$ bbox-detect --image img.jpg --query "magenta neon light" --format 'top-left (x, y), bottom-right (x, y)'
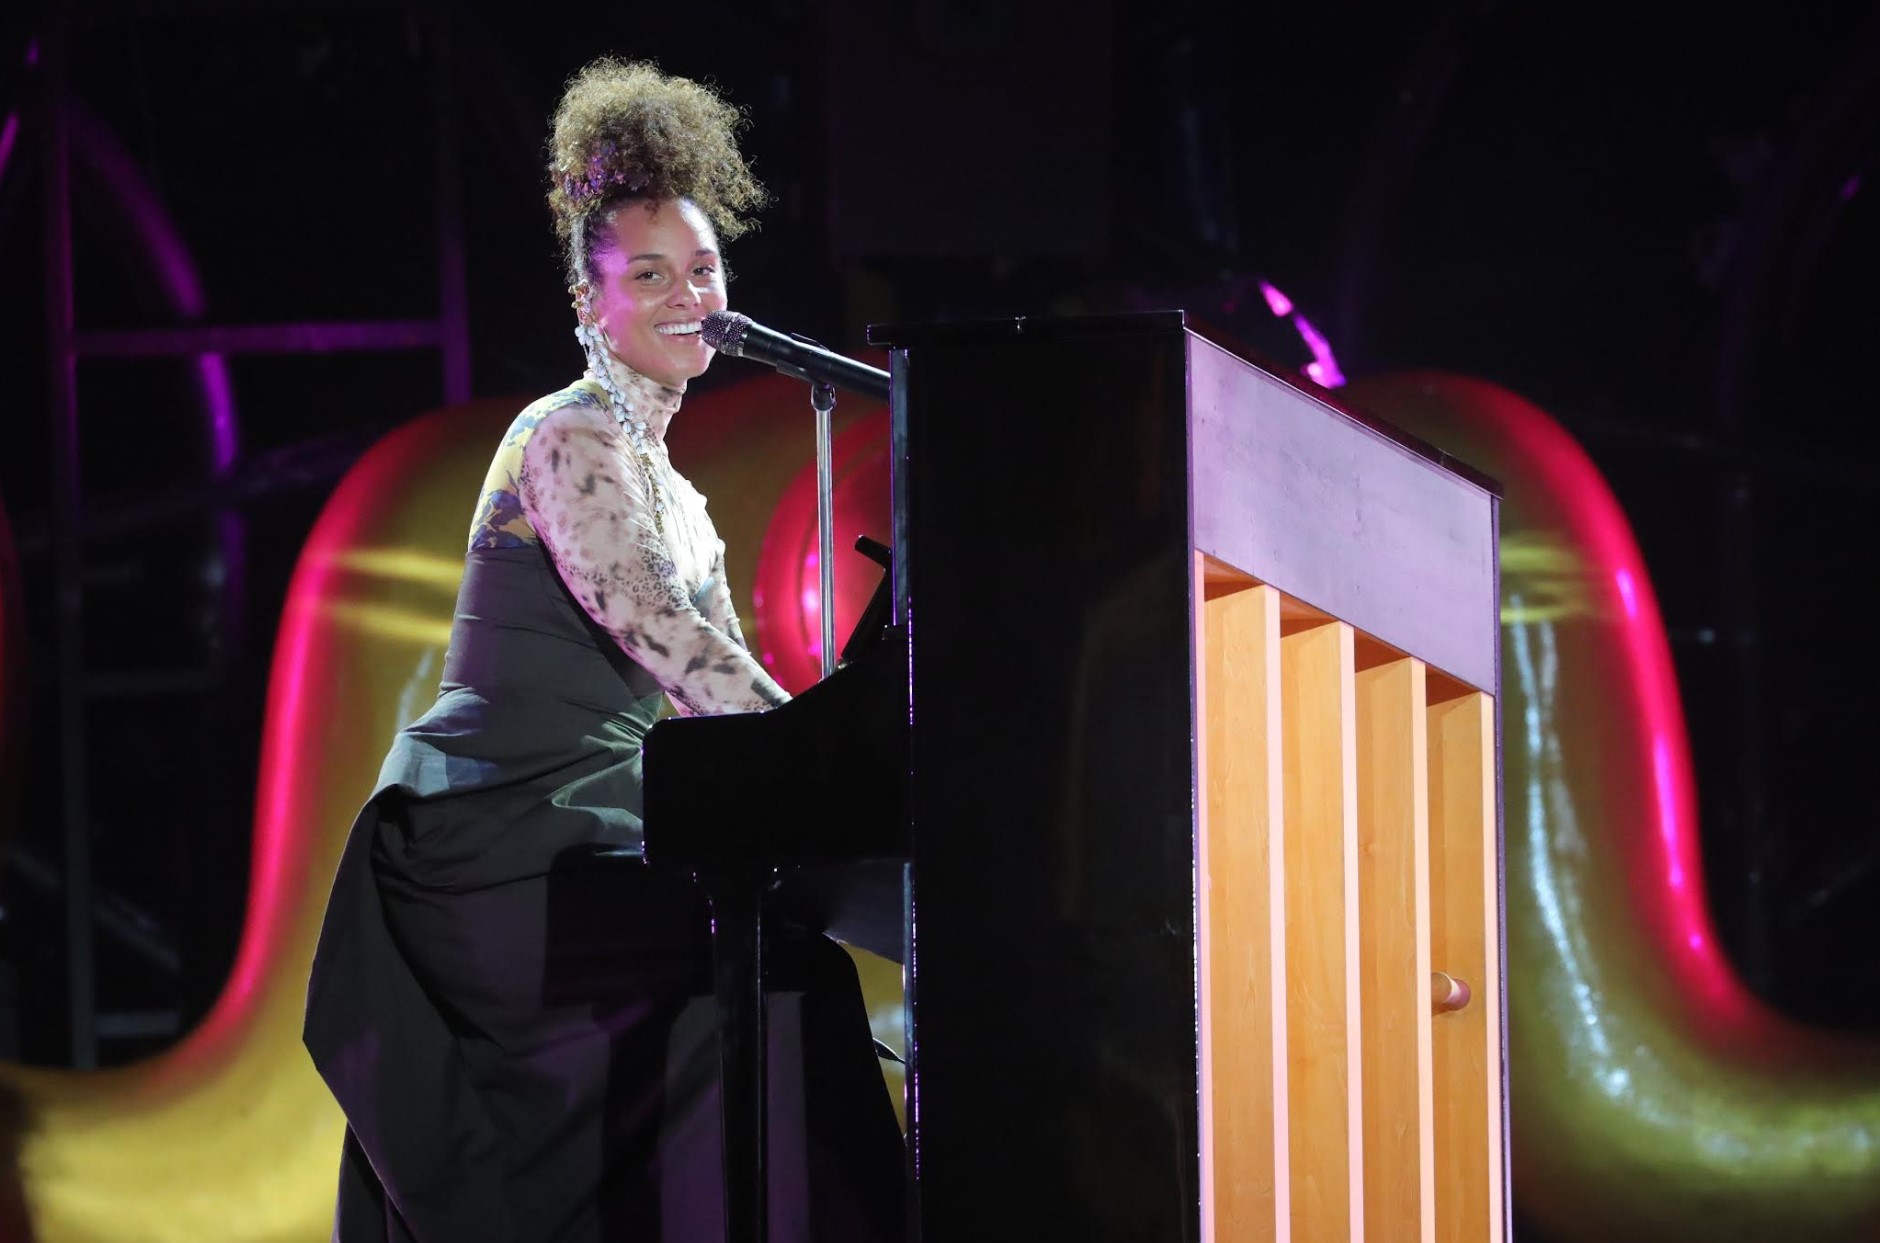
top-left (1254, 279), bottom-right (1346, 390)
top-left (0, 112), bottom-right (18, 185)
top-left (1294, 313), bottom-right (1346, 389)
top-left (68, 105), bottom-right (240, 472)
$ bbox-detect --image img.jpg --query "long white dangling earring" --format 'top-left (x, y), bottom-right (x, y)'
top-left (574, 321), bottom-right (614, 406)
top-left (575, 317), bottom-right (639, 436)
top-left (571, 287), bottom-right (618, 414)
top-left (573, 308), bottom-right (667, 534)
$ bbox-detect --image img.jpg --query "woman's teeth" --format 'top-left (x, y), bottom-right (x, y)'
top-left (656, 322), bottom-right (701, 336)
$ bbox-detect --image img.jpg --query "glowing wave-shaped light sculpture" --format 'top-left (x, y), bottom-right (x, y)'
top-left (1351, 372), bottom-right (1880, 1243)
top-left (0, 371), bottom-right (864, 1241)
top-left (4, 365), bottom-right (1876, 1242)
top-left (0, 402), bottom-right (496, 1242)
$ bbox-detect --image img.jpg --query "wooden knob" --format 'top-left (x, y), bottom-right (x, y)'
top-left (1432, 971), bottom-right (1472, 1013)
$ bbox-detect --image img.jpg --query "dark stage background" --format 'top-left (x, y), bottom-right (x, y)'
top-left (0, 0), bottom-right (1875, 1234)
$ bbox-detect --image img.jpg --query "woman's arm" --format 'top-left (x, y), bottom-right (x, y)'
top-left (701, 542), bottom-right (751, 652)
top-left (518, 402), bottom-right (787, 715)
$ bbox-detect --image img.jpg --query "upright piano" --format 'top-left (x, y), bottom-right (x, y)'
top-left (645, 311), bottom-right (1506, 1243)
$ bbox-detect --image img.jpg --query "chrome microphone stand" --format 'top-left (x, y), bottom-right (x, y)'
top-left (811, 380), bottom-right (838, 680)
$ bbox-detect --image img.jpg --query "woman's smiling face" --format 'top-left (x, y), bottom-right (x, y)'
top-left (583, 197), bottom-right (726, 388)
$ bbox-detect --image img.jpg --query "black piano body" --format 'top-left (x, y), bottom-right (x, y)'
top-left (642, 310), bottom-right (1502, 1241)
top-left (644, 310), bottom-right (1207, 1243)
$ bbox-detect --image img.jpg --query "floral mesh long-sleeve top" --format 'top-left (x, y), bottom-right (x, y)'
top-left (466, 354), bottom-right (789, 717)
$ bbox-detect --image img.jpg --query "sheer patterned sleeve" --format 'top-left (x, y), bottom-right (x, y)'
top-left (701, 542), bottom-right (751, 652)
top-left (518, 402), bottom-right (788, 715)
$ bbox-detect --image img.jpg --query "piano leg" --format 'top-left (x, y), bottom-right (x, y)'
top-left (706, 869), bottom-right (768, 1243)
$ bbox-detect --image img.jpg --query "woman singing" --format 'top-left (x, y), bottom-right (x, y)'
top-left (304, 58), bottom-right (905, 1242)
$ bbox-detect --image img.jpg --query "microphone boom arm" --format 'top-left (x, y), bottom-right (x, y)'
top-left (701, 311), bottom-right (890, 402)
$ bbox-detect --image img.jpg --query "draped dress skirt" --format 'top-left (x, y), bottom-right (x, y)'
top-left (303, 544), bottom-right (906, 1242)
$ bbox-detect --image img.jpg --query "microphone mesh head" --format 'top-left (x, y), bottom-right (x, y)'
top-left (700, 310), bottom-right (752, 355)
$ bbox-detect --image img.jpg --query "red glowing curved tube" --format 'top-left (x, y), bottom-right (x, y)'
top-left (750, 411), bottom-right (892, 693)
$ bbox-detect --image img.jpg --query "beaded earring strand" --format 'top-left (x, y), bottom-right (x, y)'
top-left (574, 316), bottom-right (670, 538)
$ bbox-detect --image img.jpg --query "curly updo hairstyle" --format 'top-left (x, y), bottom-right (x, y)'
top-left (547, 58), bottom-right (768, 292)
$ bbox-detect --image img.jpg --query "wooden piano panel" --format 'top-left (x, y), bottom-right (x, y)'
top-left (1357, 657), bottom-right (1437, 1243)
top-left (1197, 559), bottom-right (1497, 1243)
top-left (1428, 690), bottom-right (1504, 1243)
top-left (1279, 617), bottom-right (1363, 1243)
top-left (1197, 560), bottom-right (1289, 1243)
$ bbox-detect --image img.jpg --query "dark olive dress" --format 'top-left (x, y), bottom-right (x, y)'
top-left (303, 393), bottom-right (905, 1242)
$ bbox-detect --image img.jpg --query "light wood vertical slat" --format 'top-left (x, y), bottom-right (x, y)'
top-left (1356, 657), bottom-right (1435, 1243)
top-left (1196, 559), bottom-right (1289, 1243)
top-left (1280, 620), bottom-right (1362, 1243)
top-left (1427, 691), bottom-right (1503, 1243)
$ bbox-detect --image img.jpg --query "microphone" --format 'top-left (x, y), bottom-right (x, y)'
top-left (701, 311), bottom-right (890, 402)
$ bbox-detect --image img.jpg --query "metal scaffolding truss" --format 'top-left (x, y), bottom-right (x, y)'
top-left (29, 0), bottom-right (470, 1067)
